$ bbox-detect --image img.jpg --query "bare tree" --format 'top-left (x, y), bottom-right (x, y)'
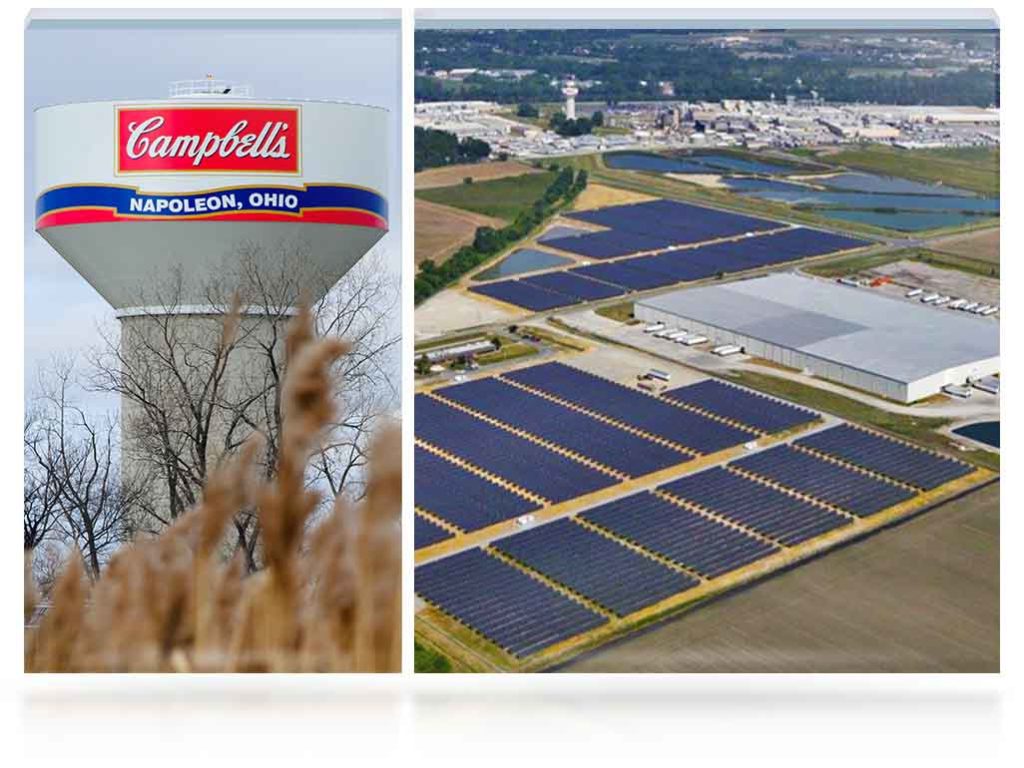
top-left (24, 412), bottom-right (60, 551)
top-left (26, 357), bottom-right (144, 578)
top-left (87, 241), bottom-right (399, 572)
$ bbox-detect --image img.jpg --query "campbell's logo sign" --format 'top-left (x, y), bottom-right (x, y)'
top-left (116, 106), bottom-right (300, 174)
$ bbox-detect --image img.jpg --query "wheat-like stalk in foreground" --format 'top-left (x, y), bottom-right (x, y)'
top-left (25, 307), bottom-right (401, 673)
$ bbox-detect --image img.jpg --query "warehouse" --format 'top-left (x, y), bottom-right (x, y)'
top-left (634, 273), bottom-right (1000, 403)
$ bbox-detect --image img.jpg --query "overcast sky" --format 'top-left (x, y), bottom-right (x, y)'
top-left (24, 18), bottom-right (402, 409)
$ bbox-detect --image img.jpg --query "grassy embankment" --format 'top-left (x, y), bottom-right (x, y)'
top-left (806, 247), bottom-right (1000, 280)
top-left (414, 641), bottom-right (453, 673)
top-left (821, 145), bottom-right (999, 196)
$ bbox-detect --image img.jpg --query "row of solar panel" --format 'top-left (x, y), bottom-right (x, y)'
top-left (416, 394), bottom-right (617, 504)
top-left (733, 444), bottom-right (916, 517)
top-left (662, 378), bottom-right (818, 434)
top-left (415, 513), bottom-right (453, 550)
top-left (432, 376), bottom-right (691, 477)
top-left (470, 225), bottom-right (869, 310)
top-left (546, 199), bottom-right (781, 258)
top-left (494, 518), bottom-right (699, 617)
top-left (795, 424), bottom-right (973, 490)
top-left (414, 446), bottom-right (539, 533)
top-left (469, 271), bottom-right (627, 312)
top-left (416, 548), bottom-right (608, 658)
top-left (503, 362), bottom-right (757, 454)
top-left (659, 466), bottom-right (850, 546)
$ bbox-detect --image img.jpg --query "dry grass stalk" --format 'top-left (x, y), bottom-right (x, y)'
top-left (25, 307), bottom-right (401, 673)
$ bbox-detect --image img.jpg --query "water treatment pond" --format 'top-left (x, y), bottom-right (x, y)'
top-left (605, 151), bottom-right (795, 176)
top-left (474, 248), bottom-right (573, 281)
top-left (603, 151), bottom-right (999, 232)
top-left (721, 176), bottom-right (998, 232)
top-left (953, 421), bottom-right (1000, 449)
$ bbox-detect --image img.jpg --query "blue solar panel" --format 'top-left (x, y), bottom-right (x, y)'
top-left (662, 379), bottom-right (818, 434)
top-left (415, 513), bottom-right (454, 549)
top-left (502, 362), bottom-right (757, 454)
top-left (569, 261), bottom-right (677, 290)
top-left (435, 376), bottom-right (690, 477)
top-left (415, 447), bottom-right (539, 531)
top-left (795, 424), bottom-right (973, 490)
top-left (416, 548), bottom-right (608, 657)
top-left (416, 394), bottom-right (617, 503)
top-left (521, 271), bottom-right (626, 301)
top-left (467, 279), bottom-right (576, 311)
top-left (492, 518), bottom-right (698, 616)
top-left (545, 229), bottom-right (678, 259)
top-left (566, 199), bottom-right (780, 247)
top-left (733, 444), bottom-right (916, 517)
top-left (581, 491), bottom-right (778, 578)
top-left (660, 467), bottom-right (851, 546)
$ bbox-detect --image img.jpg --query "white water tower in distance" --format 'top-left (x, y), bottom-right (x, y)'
top-left (562, 78), bottom-right (579, 121)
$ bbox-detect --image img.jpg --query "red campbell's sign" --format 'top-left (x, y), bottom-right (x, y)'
top-left (116, 106), bottom-right (300, 174)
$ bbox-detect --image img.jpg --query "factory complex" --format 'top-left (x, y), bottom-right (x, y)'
top-left (635, 273), bottom-right (999, 403)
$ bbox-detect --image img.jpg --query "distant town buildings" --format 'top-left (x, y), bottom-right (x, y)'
top-left (414, 96), bottom-right (999, 160)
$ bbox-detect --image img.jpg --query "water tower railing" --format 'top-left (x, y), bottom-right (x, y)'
top-left (169, 80), bottom-right (254, 98)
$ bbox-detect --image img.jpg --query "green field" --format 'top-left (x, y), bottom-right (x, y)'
top-left (414, 641), bottom-right (453, 673)
top-left (724, 370), bottom-right (999, 472)
top-left (416, 170), bottom-right (557, 222)
top-left (476, 341), bottom-right (538, 365)
top-left (820, 145), bottom-right (999, 196)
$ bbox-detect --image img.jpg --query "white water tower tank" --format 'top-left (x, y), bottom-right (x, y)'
top-left (35, 79), bottom-right (389, 311)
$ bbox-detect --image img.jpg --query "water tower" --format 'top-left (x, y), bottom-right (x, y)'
top-left (561, 78), bottom-right (578, 121)
top-left (34, 79), bottom-right (390, 514)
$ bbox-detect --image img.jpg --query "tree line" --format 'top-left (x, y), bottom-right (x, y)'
top-left (415, 29), bottom-right (998, 107)
top-left (415, 126), bottom-right (492, 172)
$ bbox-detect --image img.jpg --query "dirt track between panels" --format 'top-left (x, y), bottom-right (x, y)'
top-left (562, 482), bottom-right (999, 673)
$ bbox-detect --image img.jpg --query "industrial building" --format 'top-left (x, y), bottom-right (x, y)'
top-left (634, 273), bottom-right (999, 403)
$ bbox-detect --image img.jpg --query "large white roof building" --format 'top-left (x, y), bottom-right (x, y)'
top-left (635, 273), bottom-right (999, 403)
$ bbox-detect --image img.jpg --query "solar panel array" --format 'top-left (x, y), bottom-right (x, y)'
top-left (415, 513), bottom-right (453, 550)
top-left (434, 377), bottom-right (689, 477)
top-left (795, 424), bottom-right (973, 490)
top-left (570, 261), bottom-right (676, 291)
top-left (493, 519), bottom-right (699, 616)
top-left (733, 444), bottom-right (916, 517)
top-left (415, 447), bottom-right (539, 532)
top-left (468, 279), bottom-right (580, 312)
top-left (468, 199), bottom-right (870, 311)
top-left (547, 199), bottom-right (781, 259)
top-left (416, 394), bottom-right (616, 504)
top-left (416, 548), bottom-right (608, 657)
top-left (520, 271), bottom-right (625, 301)
top-left (581, 492), bottom-right (779, 578)
top-left (503, 362), bottom-right (757, 454)
top-left (415, 362), bottom-right (977, 660)
top-left (659, 467), bottom-right (851, 546)
top-left (663, 379), bottom-right (819, 433)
